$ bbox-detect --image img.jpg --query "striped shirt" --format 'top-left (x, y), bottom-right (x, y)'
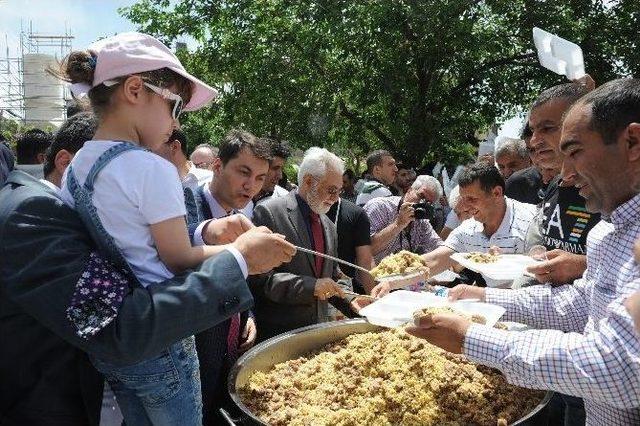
top-left (364, 195), bottom-right (443, 263)
top-left (463, 193), bottom-right (640, 425)
top-left (444, 197), bottom-right (536, 287)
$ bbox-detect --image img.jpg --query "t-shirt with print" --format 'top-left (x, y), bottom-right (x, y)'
top-left (60, 140), bottom-right (186, 287)
top-left (356, 179), bottom-right (392, 206)
top-left (540, 177), bottom-right (601, 255)
top-left (445, 197), bottom-right (537, 287)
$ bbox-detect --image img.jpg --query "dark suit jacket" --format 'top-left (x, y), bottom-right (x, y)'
top-left (0, 171), bottom-right (253, 425)
top-left (191, 184), bottom-right (251, 425)
top-left (250, 192), bottom-right (353, 341)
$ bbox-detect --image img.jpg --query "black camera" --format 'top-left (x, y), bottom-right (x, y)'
top-left (413, 201), bottom-right (434, 220)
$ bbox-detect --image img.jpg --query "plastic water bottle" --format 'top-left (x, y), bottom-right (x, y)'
top-left (431, 285), bottom-right (449, 298)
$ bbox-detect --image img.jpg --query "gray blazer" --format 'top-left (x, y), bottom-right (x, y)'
top-left (251, 192), bottom-right (347, 340)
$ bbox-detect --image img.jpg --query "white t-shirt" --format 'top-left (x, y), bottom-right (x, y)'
top-left (445, 197), bottom-right (536, 287)
top-left (60, 141), bottom-right (187, 287)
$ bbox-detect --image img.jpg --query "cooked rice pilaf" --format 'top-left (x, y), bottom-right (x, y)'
top-left (240, 328), bottom-right (544, 426)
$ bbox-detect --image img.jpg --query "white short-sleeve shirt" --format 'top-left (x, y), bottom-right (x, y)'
top-left (60, 141), bottom-right (187, 287)
top-left (445, 197), bottom-right (537, 287)
top-left (444, 209), bottom-right (460, 230)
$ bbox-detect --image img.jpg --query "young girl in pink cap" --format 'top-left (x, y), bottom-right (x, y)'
top-left (53, 32), bottom-right (245, 425)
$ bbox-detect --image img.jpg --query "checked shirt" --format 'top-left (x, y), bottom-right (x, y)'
top-left (463, 193), bottom-right (640, 425)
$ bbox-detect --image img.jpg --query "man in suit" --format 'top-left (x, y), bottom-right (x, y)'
top-left (0, 170), bottom-right (295, 425)
top-left (251, 147), bottom-right (361, 341)
top-left (189, 129), bottom-right (271, 425)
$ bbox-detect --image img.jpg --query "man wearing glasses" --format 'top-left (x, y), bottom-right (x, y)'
top-left (250, 147), bottom-right (361, 341)
top-left (190, 143), bottom-right (218, 171)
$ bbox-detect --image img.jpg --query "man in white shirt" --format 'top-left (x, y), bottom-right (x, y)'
top-left (372, 162), bottom-right (536, 295)
top-left (355, 150), bottom-right (398, 206)
top-left (156, 129), bottom-right (213, 191)
top-left (242, 138), bottom-right (291, 219)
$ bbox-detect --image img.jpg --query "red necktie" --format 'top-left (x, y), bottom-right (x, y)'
top-left (226, 314), bottom-right (240, 361)
top-left (310, 212), bottom-right (325, 276)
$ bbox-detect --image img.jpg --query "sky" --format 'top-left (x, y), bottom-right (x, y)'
top-left (0, 0), bottom-right (140, 57)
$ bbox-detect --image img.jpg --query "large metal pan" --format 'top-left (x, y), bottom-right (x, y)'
top-left (227, 319), bottom-right (552, 425)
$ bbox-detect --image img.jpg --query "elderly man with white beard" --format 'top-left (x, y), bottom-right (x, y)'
top-left (249, 147), bottom-right (363, 341)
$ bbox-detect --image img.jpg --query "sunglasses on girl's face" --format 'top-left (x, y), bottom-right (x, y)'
top-left (143, 82), bottom-right (184, 120)
top-left (102, 79), bottom-right (184, 120)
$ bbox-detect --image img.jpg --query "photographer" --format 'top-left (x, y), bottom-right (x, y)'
top-left (364, 175), bottom-right (444, 263)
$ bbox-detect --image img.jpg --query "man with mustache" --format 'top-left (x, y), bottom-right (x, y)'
top-left (408, 78), bottom-right (640, 425)
top-left (250, 147), bottom-right (362, 341)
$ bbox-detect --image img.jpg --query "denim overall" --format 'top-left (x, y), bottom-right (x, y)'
top-left (66, 141), bottom-right (202, 426)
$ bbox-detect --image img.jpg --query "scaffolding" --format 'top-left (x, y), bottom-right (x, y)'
top-left (0, 22), bottom-right (74, 128)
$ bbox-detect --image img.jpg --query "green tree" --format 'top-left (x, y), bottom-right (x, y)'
top-left (121, 0), bottom-right (636, 167)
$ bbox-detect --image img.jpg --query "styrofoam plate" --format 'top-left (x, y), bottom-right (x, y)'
top-left (451, 253), bottom-right (539, 281)
top-left (359, 290), bottom-right (505, 328)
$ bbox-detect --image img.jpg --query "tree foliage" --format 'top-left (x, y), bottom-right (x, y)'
top-left (121, 0), bottom-right (638, 167)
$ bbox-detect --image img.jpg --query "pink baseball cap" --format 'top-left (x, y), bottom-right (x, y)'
top-left (70, 32), bottom-right (217, 111)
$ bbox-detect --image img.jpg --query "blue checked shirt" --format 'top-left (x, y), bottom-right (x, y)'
top-left (463, 193), bottom-right (640, 426)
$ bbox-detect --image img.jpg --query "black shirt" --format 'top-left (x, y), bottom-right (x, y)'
top-left (505, 166), bottom-right (546, 205)
top-left (540, 177), bottom-right (600, 254)
top-left (327, 199), bottom-right (371, 290)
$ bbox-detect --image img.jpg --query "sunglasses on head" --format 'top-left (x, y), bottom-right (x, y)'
top-left (103, 79), bottom-right (185, 120)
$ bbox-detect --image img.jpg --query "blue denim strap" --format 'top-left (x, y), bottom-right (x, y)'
top-left (66, 141), bottom-right (148, 338)
top-left (66, 141), bottom-right (145, 282)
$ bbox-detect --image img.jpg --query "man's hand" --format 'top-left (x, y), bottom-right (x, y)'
top-left (350, 296), bottom-right (374, 313)
top-left (202, 215), bottom-right (254, 245)
top-left (447, 284), bottom-right (486, 302)
top-left (314, 278), bottom-right (345, 300)
top-left (238, 317), bottom-right (257, 353)
top-left (574, 74), bottom-right (596, 91)
top-left (370, 281), bottom-right (392, 298)
top-left (232, 226), bottom-right (296, 275)
top-left (394, 202), bottom-right (415, 229)
top-left (525, 249), bottom-right (586, 285)
top-left (405, 313), bottom-right (471, 354)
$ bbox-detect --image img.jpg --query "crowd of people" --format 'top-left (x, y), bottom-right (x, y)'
top-left (0, 30), bottom-right (639, 426)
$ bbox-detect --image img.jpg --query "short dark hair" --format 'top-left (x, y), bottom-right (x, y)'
top-left (520, 121), bottom-right (532, 140)
top-left (16, 128), bottom-right (53, 164)
top-left (169, 128), bottom-right (188, 156)
top-left (458, 162), bottom-right (505, 193)
top-left (44, 112), bottom-right (97, 177)
top-left (218, 129), bottom-right (272, 165)
top-left (531, 82), bottom-right (589, 111)
top-left (574, 78), bottom-right (640, 145)
top-left (262, 137), bottom-right (291, 160)
top-left (366, 149), bottom-right (392, 173)
top-left (343, 168), bottom-right (356, 181)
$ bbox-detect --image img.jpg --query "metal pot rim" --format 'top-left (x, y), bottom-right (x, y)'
top-left (228, 319), bottom-right (552, 425)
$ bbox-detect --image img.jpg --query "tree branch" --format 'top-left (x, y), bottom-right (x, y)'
top-left (448, 52), bottom-right (537, 98)
top-left (338, 100), bottom-right (396, 152)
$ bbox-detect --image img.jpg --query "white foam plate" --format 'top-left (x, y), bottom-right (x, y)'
top-left (451, 253), bottom-right (539, 281)
top-left (428, 269), bottom-right (459, 283)
top-left (359, 290), bottom-right (505, 328)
